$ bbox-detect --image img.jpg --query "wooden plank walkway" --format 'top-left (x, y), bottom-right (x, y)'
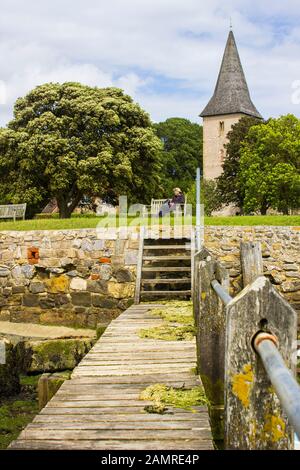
top-left (10, 304), bottom-right (213, 450)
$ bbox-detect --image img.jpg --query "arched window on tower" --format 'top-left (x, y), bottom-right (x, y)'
top-left (219, 121), bottom-right (225, 134)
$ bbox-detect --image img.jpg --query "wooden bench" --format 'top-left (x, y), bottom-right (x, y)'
top-left (149, 197), bottom-right (188, 216)
top-left (0, 204), bottom-right (26, 221)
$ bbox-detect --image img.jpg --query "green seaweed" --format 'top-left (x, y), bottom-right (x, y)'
top-left (139, 300), bottom-right (195, 341)
top-left (140, 384), bottom-right (208, 413)
top-left (139, 324), bottom-right (196, 341)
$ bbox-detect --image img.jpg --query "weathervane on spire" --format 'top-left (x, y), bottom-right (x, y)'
top-left (230, 17), bottom-right (233, 30)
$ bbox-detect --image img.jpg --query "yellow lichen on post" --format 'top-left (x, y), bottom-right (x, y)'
top-left (231, 364), bottom-right (254, 408)
top-left (263, 414), bottom-right (286, 443)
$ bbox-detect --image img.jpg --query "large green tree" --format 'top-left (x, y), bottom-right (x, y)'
top-left (0, 83), bottom-right (162, 218)
top-left (154, 118), bottom-right (202, 196)
top-left (239, 114), bottom-right (300, 214)
top-left (217, 116), bottom-right (262, 211)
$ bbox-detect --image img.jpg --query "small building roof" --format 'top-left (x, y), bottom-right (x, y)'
top-left (200, 31), bottom-right (262, 119)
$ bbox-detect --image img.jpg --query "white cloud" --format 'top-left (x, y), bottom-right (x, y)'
top-left (0, 0), bottom-right (300, 125)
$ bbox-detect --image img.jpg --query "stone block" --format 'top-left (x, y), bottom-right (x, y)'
top-left (93, 239), bottom-right (105, 250)
top-left (45, 275), bottom-right (69, 293)
top-left (71, 292), bottom-right (91, 306)
top-left (107, 282), bottom-right (135, 299)
top-left (0, 310), bottom-right (11, 321)
top-left (285, 272), bottom-right (300, 279)
top-left (46, 267), bottom-right (64, 275)
top-left (66, 270), bottom-right (78, 277)
top-left (91, 294), bottom-right (118, 308)
top-left (283, 264), bottom-right (298, 271)
top-left (39, 296), bottom-right (56, 309)
top-left (39, 311), bottom-right (76, 326)
top-left (110, 255), bottom-right (124, 267)
top-left (281, 281), bottom-right (300, 293)
top-left (23, 294), bottom-right (40, 307)
top-left (0, 266), bottom-right (10, 277)
top-left (99, 264), bottom-right (112, 280)
top-left (87, 280), bottom-right (107, 294)
top-left (57, 294), bottom-right (70, 305)
top-left (114, 268), bottom-right (133, 283)
top-left (70, 277), bottom-right (87, 291)
top-left (3, 287), bottom-right (12, 297)
top-left (29, 282), bottom-right (46, 294)
top-left (124, 250), bottom-right (138, 265)
top-left (81, 240), bottom-right (93, 252)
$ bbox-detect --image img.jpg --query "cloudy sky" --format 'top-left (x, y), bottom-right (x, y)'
top-left (0, 0), bottom-right (300, 126)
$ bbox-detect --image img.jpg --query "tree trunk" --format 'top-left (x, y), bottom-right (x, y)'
top-left (57, 193), bottom-right (82, 219)
top-left (58, 205), bottom-right (73, 219)
top-left (282, 206), bottom-right (289, 215)
top-left (260, 199), bottom-right (268, 215)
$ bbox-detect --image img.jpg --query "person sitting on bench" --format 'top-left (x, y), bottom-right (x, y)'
top-left (159, 188), bottom-right (185, 216)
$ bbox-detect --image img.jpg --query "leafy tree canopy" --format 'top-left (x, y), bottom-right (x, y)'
top-left (154, 118), bottom-right (202, 197)
top-left (0, 83), bottom-right (162, 217)
top-left (217, 115), bottom-right (262, 210)
top-left (239, 114), bottom-right (300, 214)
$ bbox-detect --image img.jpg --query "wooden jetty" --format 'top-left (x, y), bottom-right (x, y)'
top-left (10, 304), bottom-right (213, 450)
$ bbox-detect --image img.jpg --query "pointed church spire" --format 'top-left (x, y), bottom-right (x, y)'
top-left (200, 31), bottom-right (262, 118)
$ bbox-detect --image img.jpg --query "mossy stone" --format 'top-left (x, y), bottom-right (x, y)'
top-left (20, 338), bottom-right (94, 373)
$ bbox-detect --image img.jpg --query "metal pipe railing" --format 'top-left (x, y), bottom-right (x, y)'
top-left (254, 333), bottom-right (300, 440)
top-left (211, 279), bottom-right (232, 306)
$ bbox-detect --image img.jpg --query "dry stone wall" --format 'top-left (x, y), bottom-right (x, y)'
top-left (0, 226), bottom-right (299, 328)
top-left (204, 226), bottom-right (300, 322)
top-left (0, 229), bottom-right (138, 327)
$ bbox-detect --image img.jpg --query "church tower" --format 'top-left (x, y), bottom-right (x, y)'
top-left (200, 30), bottom-right (262, 180)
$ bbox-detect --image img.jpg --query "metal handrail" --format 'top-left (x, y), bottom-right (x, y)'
top-left (254, 334), bottom-right (300, 439)
top-left (210, 278), bottom-right (300, 440)
top-left (211, 279), bottom-right (232, 305)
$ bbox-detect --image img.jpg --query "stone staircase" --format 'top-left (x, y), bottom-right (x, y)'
top-left (136, 238), bottom-right (192, 302)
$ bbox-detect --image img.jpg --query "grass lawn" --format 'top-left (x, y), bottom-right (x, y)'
top-left (0, 214), bottom-right (299, 231)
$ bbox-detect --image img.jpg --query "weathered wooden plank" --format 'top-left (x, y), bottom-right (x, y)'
top-left (240, 241), bottom-right (263, 286)
top-left (39, 407), bottom-right (205, 415)
top-left (142, 267), bottom-right (191, 272)
top-left (19, 429), bottom-right (211, 440)
top-left (33, 413), bottom-right (206, 423)
top-left (142, 279), bottom-right (191, 284)
top-left (35, 411), bottom-right (207, 420)
top-left (9, 439), bottom-right (213, 450)
top-left (26, 421), bottom-right (210, 430)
